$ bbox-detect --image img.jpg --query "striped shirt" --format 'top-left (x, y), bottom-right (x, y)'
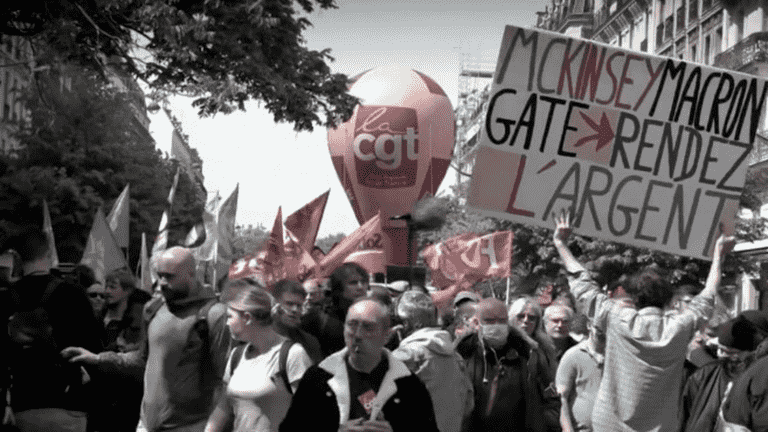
top-left (568, 271), bottom-right (714, 432)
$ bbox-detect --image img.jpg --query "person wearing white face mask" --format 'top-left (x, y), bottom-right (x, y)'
top-left (454, 298), bottom-right (548, 432)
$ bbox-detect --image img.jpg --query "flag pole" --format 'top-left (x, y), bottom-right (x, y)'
top-left (506, 276), bottom-right (511, 306)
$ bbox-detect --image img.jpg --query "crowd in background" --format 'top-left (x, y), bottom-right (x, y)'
top-left (2, 216), bottom-right (768, 432)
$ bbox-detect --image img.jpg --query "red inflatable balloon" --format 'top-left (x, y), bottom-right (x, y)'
top-left (328, 66), bottom-right (454, 265)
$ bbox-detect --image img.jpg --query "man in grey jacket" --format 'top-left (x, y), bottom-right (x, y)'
top-left (392, 291), bottom-right (473, 432)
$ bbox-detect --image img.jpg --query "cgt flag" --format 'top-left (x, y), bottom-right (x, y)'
top-left (284, 228), bottom-right (318, 281)
top-left (315, 212), bottom-right (382, 278)
top-left (421, 231), bottom-right (513, 289)
top-left (285, 190), bottom-right (330, 251)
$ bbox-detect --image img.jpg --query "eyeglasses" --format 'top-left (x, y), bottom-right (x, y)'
top-left (344, 319), bottom-right (380, 336)
top-left (88, 293), bottom-right (105, 299)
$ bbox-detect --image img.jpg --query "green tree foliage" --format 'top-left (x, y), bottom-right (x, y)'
top-left (0, 67), bottom-right (204, 267)
top-left (3, 0), bottom-right (357, 131)
top-left (232, 223), bottom-right (271, 258)
top-left (315, 232), bottom-right (345, 254)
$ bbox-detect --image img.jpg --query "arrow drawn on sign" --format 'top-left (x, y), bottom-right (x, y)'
top-left (575, 112), bottom-right (614, 152)
top-left (537, 159), bottom-right (557, 174)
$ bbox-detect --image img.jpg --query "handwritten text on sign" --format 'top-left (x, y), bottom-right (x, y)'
top-left (467, 26), bottom-right (766, 259)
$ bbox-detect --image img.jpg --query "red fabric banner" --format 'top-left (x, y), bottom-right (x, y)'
top-left (228, 207), bottom-right (286, 289)
top-left (284, 228), bottom-right (318, 281)
top-left (315, 212), bottom-right (382, 278)
top-left (421, 231), bottom-right (513, 289)
top-left (285, 190), bottom-right (329, 251)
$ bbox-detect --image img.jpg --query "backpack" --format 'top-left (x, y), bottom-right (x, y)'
top-left (7, 278), bottom-right (83, 394)
top-left (8, 279), bottom-right (62, 350)
top-left (144, 296), bottom-right (219, 387)
top-left (229, 340), bottom-right (296, 394)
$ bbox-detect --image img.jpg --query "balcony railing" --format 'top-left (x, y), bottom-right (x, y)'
top-left (714, 31), bottom-right (768, 72)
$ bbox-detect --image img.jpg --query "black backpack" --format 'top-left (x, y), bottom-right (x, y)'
top-left (8, 279), bottom-right (62, 350)
top-left (7, 278), bottom-right (83, 394)
top-left (229, 340), bottom-right (296, 394)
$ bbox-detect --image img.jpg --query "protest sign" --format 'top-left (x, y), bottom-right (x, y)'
top-left (467, 25), bottom-right (765, 259)
top-left (421, 231), bottom-right (513, 289)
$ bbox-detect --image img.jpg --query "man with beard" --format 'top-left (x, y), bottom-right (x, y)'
top-left (455, 297), bottom-right (547, 432)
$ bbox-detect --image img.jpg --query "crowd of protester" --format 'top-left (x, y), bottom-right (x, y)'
top-left (3, 215), bottom-right (768, 432)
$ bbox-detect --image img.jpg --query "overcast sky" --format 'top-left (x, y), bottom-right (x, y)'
top-left (148, 0), bottom-right (551, 238)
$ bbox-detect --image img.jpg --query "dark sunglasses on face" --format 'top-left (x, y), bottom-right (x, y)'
top-left (88, 292), bottom-right (105, 299)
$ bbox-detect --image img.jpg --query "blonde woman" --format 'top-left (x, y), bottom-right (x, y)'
top-left (205, 279), bottom-right (312, 432)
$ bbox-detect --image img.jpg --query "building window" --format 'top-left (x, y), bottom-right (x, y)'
top-left (690, 44), bottom-right (697, 62)
top-left (657, 23), bottom-right (665, 48)
top-left (689, 0), bottom-right (698, 23)
top-left (703, 0), bottom-right (712, 12)
top-left (704, 35), bottom-right (711, 64)
top-left (666, 16), bottom-right (674, 40)
top-left (677, 6), bottom-right (686, 34)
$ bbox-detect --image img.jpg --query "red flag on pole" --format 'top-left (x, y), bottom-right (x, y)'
top-left (285, 190), bottom-right (329, 251)
top-left (421, 231), bottom-right (513, 289)
top-left (228, 207), bottom-right (285, 290)
top-left (315, 212), bottom-right (382, 278)
top-left (284, 228), bottom-right (318, 281)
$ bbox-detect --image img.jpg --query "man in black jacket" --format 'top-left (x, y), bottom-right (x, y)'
top-left (455, 297), bottom-right (548, 432)
top-left (7, 228), bottom-right (103, 432)
top-left (280, 298), bottom-right (439, 432)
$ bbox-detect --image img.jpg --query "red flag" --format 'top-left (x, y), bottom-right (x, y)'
top-left (285, 190), bottom-right (329, 251)
top-left (284, 228), bottom-right (318, 281)
top-left (229, 208), bottom-right (286, 289)
top-left (316, 212), bottom-right (382, 278)
top-left (421, 231), bottom-right (513, 289)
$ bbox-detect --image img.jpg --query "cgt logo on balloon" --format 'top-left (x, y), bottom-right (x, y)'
top-left (352, 106), bottom-right (419, 188)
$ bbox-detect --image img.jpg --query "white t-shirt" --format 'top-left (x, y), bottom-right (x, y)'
top-left (224, 341), bottom-right (313, 432)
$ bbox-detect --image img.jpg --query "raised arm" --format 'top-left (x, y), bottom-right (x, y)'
top-left (700, 232), bottom-right (736, 299)
top-left (686, 231), bottom-right (736, 328)
top-left (552, 211), bottom-right (587, 275)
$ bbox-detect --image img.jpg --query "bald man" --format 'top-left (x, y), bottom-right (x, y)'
top-left (455, 298), bottom-right (549, 432)
top-left (62, 247), bottom-right (230, 432)
top-left (280, 299), bottom-right (439, 432)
